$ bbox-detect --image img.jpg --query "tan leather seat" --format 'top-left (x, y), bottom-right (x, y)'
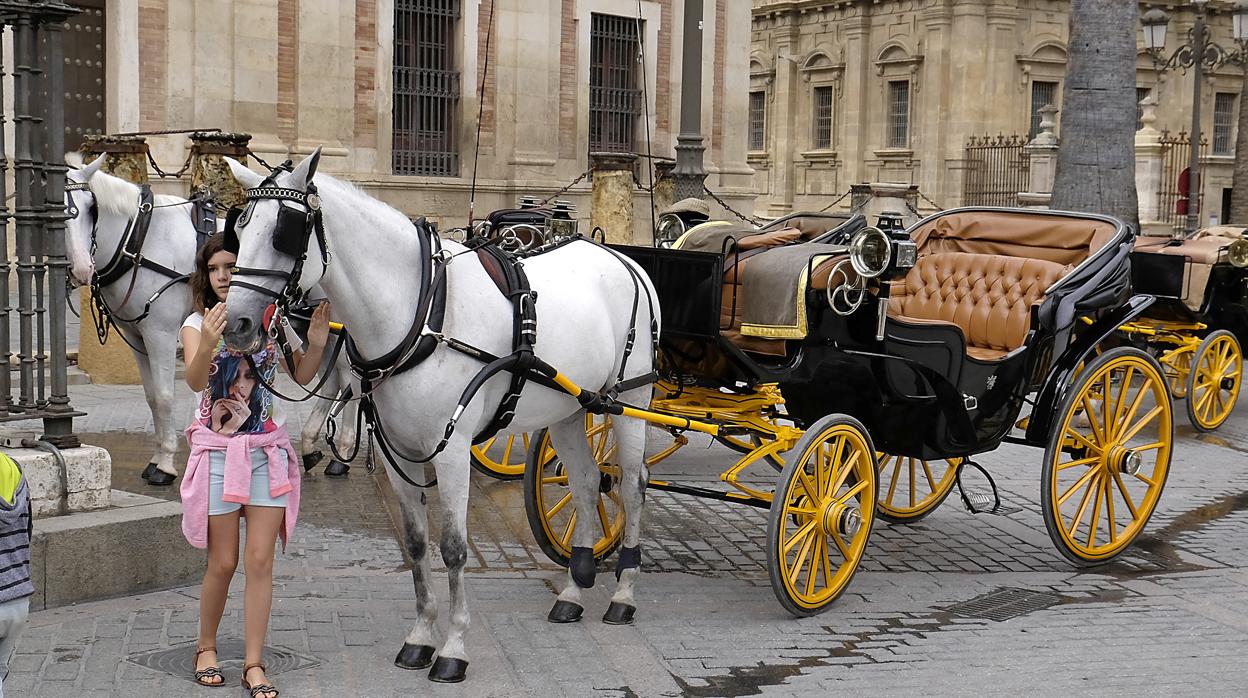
top-left (889, 252), bottom-right (1068, 361)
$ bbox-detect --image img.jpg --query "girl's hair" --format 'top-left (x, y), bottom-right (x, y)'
top-left (190, 233), bottom-right (230, 314)
top-left (209, 354), bottom-right (264, 433)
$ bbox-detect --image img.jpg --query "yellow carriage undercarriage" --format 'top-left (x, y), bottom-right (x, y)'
top-left (1115, 318), bottom-right (1243, 432)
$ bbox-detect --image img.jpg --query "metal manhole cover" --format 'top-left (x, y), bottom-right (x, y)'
top-left (126, 640), bottom-right (320, 684)
top-left (944, 587), bottom-right (1064, 622)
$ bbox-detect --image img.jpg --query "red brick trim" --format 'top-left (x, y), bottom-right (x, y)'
top-left (137, 0), bottom-right (167, 130)
top-left (477, 0), bottom-right (497, 148)
top-left (278, 0), bottom-right (298, 142)
top-left (712, 0), bottom-right (725, 163)
top-left (656, 0), bottom-right (671, 139)
top-left (558, 0), bottom-right (576, 158)
top-left (354, 0), bottom-right (378, 146)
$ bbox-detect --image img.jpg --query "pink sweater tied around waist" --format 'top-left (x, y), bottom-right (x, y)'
top-left (181, 422), bottom-right (301, 551)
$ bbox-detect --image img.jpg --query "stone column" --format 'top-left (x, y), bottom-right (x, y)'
top-left (1134, 96), bottom-right (1168, 234)
top-left (190, 131), bottom-right (253, 210)
top-left (1019, 105), bottom-right (1059, 209)
top-left (653, 161), bottom-right (677, 215)
top-left (75, 135), bottom-right (146, 385)
top-left (591, 153), bottom-right (638, 245)
top-left (865, 182), bottom-right (919, 228)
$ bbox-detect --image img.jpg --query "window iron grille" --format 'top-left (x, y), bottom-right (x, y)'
top-left (393, 0), bottom-right (460, 177)
top-left (590, 13), bottom-right (642, 155)
top-left (1029, 81), bottom-right (1058, 139)
top-left (887, 80), bottom-right (909, 149)
top-left (1214, 92), bottom-right (1235, 156)
top-left (813, 86), bottom-right (833, 150)
top-left (749, 91), bottom-right (766, 151)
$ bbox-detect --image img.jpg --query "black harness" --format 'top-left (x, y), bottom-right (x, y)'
top-left (235, 177), bottom-right (655, 490)
top-left (65, 181), bottom-right (212, 350)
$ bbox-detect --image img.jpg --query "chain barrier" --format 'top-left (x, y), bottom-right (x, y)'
top-left (246, 149), bottom-right (279, 173)
top-left (536, 169), bottom-right (591, 207)
top-left (631, 170), bottom-right (656, 193)
top-left (145, 148), bottom-right (194, 179)
top-left (110, 127), bottom-right (222, 138)
top-left (703, 185), bottom-right (765, 226)
top-left (818, 188), bottom-right (854, 213)
top-left (916, 190), bottom-right (944, 212)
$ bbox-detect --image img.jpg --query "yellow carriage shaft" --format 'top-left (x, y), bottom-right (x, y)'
top-left (1117, 318), bottom-right (1206, 347)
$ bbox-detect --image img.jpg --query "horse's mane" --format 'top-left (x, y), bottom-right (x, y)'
top-left (88, 168), bottom-right (185, 216)
top-left (315, 174), bottom-right (415, 232)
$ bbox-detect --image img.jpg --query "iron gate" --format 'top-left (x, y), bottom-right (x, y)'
top-left (393, 0), bottom-right (460, 177)
top-left (961, 135), bottom-right (1031, 207)
top-left (589, 13), bottom-right (641, 154)
top-left (1157, 130), bottom-right (1209, 232)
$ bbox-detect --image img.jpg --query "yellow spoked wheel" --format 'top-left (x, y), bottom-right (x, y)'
top-left (874, 453), bottom-right (962, 523)
top-left (1041, 347), bottom-right (1172, 566)
top-left (767, 415), bottom-right (877, 617)
top-left (522, 415), bottom-right (625, 567)
top-left (469, 433), bottom-right (530, 480)
top-left (1184, 330), bottom-right (1242, 432)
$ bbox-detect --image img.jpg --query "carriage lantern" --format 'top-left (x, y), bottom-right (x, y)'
top-left (1229, 236), bottom-right (1248, 268)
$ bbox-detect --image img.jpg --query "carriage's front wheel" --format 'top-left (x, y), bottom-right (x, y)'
top-left (874, 454), bottom-right (961, 524)
top-left (469, 433), bottom-right (529, 480)
top-left (1041, 347), bottom-right (1172, 566)
top-left (522, 415), bottom-right (625, 567)
top-left (767, 415), bottom-right (877, 617)
top-left (1184, 330), bottom-right (1242, 432)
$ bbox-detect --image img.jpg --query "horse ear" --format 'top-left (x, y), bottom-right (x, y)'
top-left (78, 153), bottom-right (106, 179)
top-left (288, 147), bottom-right (322, 188)
top-left (225, 157), bottom-right (265, 189)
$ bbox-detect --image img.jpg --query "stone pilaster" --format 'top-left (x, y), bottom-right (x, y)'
top-left (591, 153), bottom-right (639, 245)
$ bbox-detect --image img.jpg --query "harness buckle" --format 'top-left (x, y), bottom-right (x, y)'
top-left (139, 201), bottom-right (153, 214)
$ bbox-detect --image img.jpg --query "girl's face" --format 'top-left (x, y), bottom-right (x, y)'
top-left (208, 250), bottom-right (237, 302)
top-left (230, 364), bottom-right (256, 403)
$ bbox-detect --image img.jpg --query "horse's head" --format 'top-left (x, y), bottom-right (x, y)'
top-left (222, 148), bottom-right (325, 352)
top-left (64, 152), bottom-right (106, 285)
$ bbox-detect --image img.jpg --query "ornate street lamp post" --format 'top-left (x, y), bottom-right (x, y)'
top-left (1142, 0), bottom-right (1248, 237)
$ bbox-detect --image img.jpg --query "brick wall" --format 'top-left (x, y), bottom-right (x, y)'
top-left (278, 0), bottom-right (298, 141)
top-left (656, 0), bottom-right (671, 139)
top-left (559, 0), bottom-right (577, 159)
top-left (712, 0), bottom-right (725, 164)
top-left (137, 0), bottom-right (167, 130)
top-left (354, 0), bottom-right (377, 146)
top-left (477, 0), bottom-right (497, 148)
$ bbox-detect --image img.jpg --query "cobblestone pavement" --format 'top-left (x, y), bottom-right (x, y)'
top-left (8, 380), bottom-right (1248, 696)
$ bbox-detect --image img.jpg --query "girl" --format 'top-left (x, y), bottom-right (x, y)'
top-left (179, 233), bottom-right (330, 696)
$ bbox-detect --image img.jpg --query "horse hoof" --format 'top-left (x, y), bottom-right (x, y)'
top-left (146, 470), bottom-right (177, 487)
top-left (602, 601), bottom-right (636, 625)
top-left (324, 460), bottom-right (350, 478)
top-left (140, 463), bottom-right (157, 481)
top-left (547, 599), bottom-right (584, 624)
top-left (302, 451), bottom-right (324, 473)
top-left (394, 643), bottom-right (436, 670)
top-left (427, 656), bottom-right (468, 683)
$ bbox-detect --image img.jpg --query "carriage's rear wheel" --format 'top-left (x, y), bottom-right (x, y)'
top-left (1162, 347), bottom-right (1193, 400)
top-left (1185, 330), bottom-right (1242, 432)
top-left (522, 415), bottom-right (625, 567)
top-left (874, 454), bottom-right (961, 523)
top-left (767, 415), bottom-right (876, 617)
top-left (469, 433), bottom-right (530, 480)
top-left (1041, 347), bottom-right (1172, 566)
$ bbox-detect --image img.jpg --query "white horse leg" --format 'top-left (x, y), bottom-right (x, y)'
top-left (387, 462), bottom-right (440, 672)
top-left (144, 330), bottom-right (181, 478)
top-left (428, 439), bottom-right (473, 683)
top-left (545, 411), bottom-right (606, 623)
top-left (320, 362), bottom-right (355, 477)
top-left (131, 347), bottom-right (161, 480)
top-left (300, 395), bottom-right (331, 471)
top-left (603, 394), bottom-right (649, 625)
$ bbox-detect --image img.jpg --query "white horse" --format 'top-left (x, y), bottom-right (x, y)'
top-left (223, 150), bottom-right (659, 683)
top-left (64, 154), bottom-right (356, 481)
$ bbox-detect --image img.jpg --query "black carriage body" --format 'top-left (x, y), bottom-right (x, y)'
top-left (1130, 246), bottom-right (1248, 346)
top-left (618, 207), bottom-right (1141, 461)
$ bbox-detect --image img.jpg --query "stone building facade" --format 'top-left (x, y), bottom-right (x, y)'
top-left (750, 0), bottom-right (1244, 226)
top-left (64, 0), bottom-right (754, 235)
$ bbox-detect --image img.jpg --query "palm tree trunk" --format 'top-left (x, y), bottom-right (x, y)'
top-left (1229, 66), bottom-right (1248, 225)
top-left (1051, 0), bottom-right (1139, 229)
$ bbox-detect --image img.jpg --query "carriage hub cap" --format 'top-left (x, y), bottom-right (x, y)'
top-left (821, 501), bottom-right (862, 537)
top-left (1119, 450), bottom-right (1143, 476)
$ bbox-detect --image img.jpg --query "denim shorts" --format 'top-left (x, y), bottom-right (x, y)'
top-left (207, 448), bottom-right (289, 515)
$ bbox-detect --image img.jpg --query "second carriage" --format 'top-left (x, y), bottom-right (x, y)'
top-left (500, 205), bottom-right (1174, 615)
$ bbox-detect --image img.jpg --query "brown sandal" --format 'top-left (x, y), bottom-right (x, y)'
top-left (192, 646), bottom-right (224, 687)
top-left (242, 662), bottom-right (279, 698)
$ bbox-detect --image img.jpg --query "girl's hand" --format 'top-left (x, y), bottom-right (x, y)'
top-left (307, 302), bottom-right (331, 349)
top-left (201, 303), bottom-right (227, 350)
top-left (212, 398), bottom-right (251, 435)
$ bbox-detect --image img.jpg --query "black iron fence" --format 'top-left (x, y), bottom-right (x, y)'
top-left (1157, 130), bottom-right (1209, 233)
top-left (961, 134), bottom-right (1031, 207)
top-left (0, 3), bottom-right (81, 444)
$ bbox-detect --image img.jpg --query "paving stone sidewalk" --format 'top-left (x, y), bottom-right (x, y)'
top-left (7, 381), bottom-right (1248, 696)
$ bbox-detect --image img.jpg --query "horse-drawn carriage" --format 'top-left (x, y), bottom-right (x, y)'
top-left (1115, 227), bottom-right (1247, 431)
top-left (515, 206), bottom-right (1174, 615)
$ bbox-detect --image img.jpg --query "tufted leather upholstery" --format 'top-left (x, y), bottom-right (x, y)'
top-left (889, 252), bottom-right (1068, 360)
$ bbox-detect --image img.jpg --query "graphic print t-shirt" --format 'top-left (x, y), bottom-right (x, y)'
top-left (181, 311), bottom-right (301, 435)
